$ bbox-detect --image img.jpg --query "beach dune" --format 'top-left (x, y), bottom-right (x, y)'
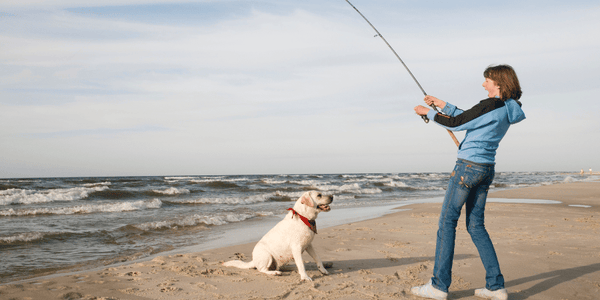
top-left (1, 182), bottom-right (598, 299)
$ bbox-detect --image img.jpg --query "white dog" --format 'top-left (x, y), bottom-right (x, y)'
top-left (223, 191), bottom-right (333, 281)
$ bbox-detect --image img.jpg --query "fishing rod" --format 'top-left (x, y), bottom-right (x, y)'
top-left (343, 0), bottom-right (460, 147)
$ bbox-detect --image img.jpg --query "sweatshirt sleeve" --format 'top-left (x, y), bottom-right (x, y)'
top-left (431, 98), bottom-right (504, 132)
top-left (426, 102), bottom-right (464, 124)
top-left (441, 102), bottom-right (463, 117)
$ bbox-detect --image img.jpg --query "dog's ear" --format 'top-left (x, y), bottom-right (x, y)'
top-left (301, 194), bottom-right (314, 207)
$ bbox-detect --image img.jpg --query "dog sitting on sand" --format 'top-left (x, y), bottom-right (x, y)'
top-left (223, 191), bottom-right (333, 281)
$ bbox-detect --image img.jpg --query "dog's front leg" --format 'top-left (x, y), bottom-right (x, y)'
top-left (305, 244), bottom-right (329, 275)
top-left (291, 246), bottom-right (311, 281)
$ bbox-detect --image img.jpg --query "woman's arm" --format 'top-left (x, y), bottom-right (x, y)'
top-left (427, 95), bottom-right (464, 117)
top-left (424, 95), bottom-right (446, 109)
top-left (414, 95), bottom-right (447, 117)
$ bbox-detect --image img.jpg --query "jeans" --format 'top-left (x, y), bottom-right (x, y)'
top-left (431, 159), bottom-right (504, 293)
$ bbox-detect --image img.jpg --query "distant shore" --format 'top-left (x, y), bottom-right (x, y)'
top-left (572, 171), bottom-right (600, 176)
top-left (1, 181), bottom-right (599, 299)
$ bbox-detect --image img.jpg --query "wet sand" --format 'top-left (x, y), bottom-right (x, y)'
top-left (1, 181), bottom-right (598, 299)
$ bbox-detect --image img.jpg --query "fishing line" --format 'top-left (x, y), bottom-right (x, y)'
top-left (343, 0), bottom-right (460, 147)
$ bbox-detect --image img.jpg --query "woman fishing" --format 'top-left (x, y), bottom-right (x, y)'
top-left (411, 64), bottom-right (526, 300)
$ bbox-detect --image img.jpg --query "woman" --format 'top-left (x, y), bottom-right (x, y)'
top-left (411, 64), bottom-right (526, 300)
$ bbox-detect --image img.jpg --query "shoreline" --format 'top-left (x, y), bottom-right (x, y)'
top-left (1, 181), bottom-right (598, 299)
top-left (0, 197), bottom-right (561, 286)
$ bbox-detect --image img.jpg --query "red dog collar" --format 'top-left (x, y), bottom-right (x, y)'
top-left (287, 208), bottom-right (317, 234)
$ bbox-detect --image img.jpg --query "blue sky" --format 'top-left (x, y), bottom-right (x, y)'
top-left (1, 0), bottom-right (599, 178)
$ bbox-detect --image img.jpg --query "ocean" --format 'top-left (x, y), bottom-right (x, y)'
top-left (1, 171), bottom-right (596, 284)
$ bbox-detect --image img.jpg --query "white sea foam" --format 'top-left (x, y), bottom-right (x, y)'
top-left (427, 173), bottom-right (447, 179)
top-left (492, 181), bottom-right (560, 190)
top-left (0, 232), bottom-right (46, 243)
top-left (582, 175), bottom-right (600, 182)
top-left (176, 194), bottom-right (272, 205)
top-left (344, 176), bottom-right (389, 184)
top-left (387, 174), bottom-right (412, 180)
top-left (0, 186), bottom-right (109, 206)
top-left (83, 181), bottom-right (111, 187)
top-left (382, 181), bottom-right (409, 188)
top-left (292, 179), bottom-right (323, 186)
top-left (414, 185), bottom-right (446, 191)
top-left (190, 177), bottom-right (250, 183)
top-left (317, 183), bottom-right (383, 194)
top-left (134, 212), bottom-right (272, 230)
top-left (152, 187), bottom-right (190, 195)
top-left (260, 178), bottom-right (287, 185)
top-left (273, 191), bottom-right (304, 200)
top-left (347, 175), bottom-right (441, 190)
top-left (341, 174), bottom-right (360, 178)
top-left (0, 199), bottom-right (162, 216)
top-left (341, 178), bottom-right (365, 183)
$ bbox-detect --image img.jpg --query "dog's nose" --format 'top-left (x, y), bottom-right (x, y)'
top-left (330, 195), bottom-right (334, 202)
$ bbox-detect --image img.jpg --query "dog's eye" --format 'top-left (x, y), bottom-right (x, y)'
top-left (317, 194), bottom-right (322, 198)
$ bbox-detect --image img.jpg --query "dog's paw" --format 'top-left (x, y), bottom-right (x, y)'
top-left (300, 275), bottom-right (313, 282)
top-left (260, 270), bottom-right (282, 276)
top-left (318, 262), bottom-right (331, 274)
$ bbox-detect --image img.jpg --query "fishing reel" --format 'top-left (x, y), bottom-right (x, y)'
top-left (420, 104), bottom-right (442, 124)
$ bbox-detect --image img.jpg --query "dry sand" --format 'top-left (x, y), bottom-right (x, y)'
top-left (1, 181), bottom-right (599, 300)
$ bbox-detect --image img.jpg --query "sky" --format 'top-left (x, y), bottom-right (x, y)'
top-left (1, 0), bottom-right (599, 178)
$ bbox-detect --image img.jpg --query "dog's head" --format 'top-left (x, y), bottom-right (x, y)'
top-left (293, 191), bottom-right (333, 220)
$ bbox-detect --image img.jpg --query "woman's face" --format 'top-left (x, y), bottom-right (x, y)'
top-left (482, 77), bottom-right (500, 98)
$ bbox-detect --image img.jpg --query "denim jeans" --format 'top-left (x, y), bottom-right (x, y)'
top-left (431, 159), bottom-right (504, 293)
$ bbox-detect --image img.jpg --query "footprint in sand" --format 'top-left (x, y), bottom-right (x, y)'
top-left (160, 286), bottom-right (182, 292)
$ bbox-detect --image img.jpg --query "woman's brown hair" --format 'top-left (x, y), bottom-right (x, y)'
top-left (484, 64), bottom-right (522, 101)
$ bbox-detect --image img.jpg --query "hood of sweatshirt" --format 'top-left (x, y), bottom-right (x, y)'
top-left (505, 99), bottom-right (526, 124)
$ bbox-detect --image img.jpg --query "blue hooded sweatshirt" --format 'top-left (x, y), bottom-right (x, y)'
top-left (426, 98), bottom-right (526, 164)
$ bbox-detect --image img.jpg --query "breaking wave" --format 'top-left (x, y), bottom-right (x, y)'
top-left (152, 187), bottom-right (190, 195)
top-left (133, 212), bottom-right (272, 231)
top-left (0, 186), bottom-right (110, 206)
top-left (0, 231), bottom-right (66, 244)
top-left (173, 193), bottom-right (272, 205)
top-left (0, 199), bottom-right (162, 217)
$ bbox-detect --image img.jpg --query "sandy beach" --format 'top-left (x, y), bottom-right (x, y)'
top-left (1, 181), bottom-right (598, 300)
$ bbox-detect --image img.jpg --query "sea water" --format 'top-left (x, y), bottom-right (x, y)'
top-left (0, 171), bottom-right (595, 283)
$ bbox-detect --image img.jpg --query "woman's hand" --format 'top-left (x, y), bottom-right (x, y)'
top-left (424, 95), bottom-right (446, 109)
top-left (414, 105), bottom-right (430, 116)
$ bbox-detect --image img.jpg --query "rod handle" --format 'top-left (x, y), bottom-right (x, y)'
top-left (421, 103), bottom-right (460, 147)
top-left (447, 130), bottom-right (460, 147)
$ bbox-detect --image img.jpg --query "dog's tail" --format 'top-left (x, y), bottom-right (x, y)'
top-left (222, 260), bottom-right (255, 269)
